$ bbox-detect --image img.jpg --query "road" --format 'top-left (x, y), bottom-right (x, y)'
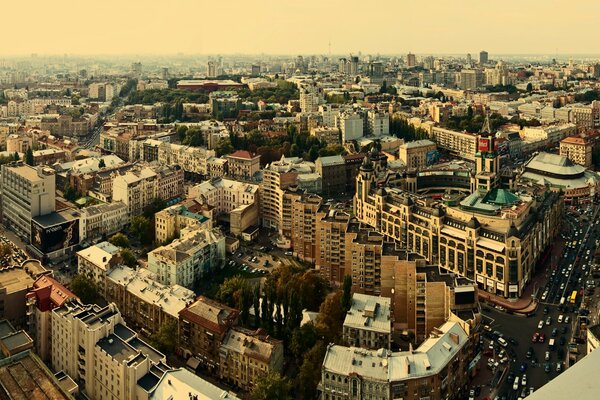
top-left (480, 202), bottom-right (600, 399)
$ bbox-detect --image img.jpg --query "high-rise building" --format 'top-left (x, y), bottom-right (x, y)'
top-left (459, 69), bottom-right (483, 90)
top-left (406, 52), bottom-right (416, 67)
top-left (207, 61), bottom-right (217, 78)
top-left (338, 111), bottom-right (364, 142)
top-left (160, 67), bottom-right (169, 80)
top-left (479, 50), bottom-right (489, 64)
top-left (0, 162), bottom-right (56, 240)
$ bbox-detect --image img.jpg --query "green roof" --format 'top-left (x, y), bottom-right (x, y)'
top-left (481, 188), bottom-right (520, 206)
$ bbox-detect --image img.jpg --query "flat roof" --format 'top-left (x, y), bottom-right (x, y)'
top-left (32, 209), bottom-right (80, 228)
top-left (343, 294), bottom-right (392, 334)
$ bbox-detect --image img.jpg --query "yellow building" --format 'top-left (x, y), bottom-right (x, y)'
top-left (225, 150), bottom-right (261, 181)
top-left (560, 135), bottom-right (593, 168)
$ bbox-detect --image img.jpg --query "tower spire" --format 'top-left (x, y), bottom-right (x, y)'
top-left (481, 109), bottom-right (491, 136)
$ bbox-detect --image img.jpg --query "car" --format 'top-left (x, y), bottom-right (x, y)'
top-left (508, 371), bottom-right (515, 384)
top-left (539, 333), bottom-right (546, 343)
top-left (538, 320), bottom-right (545, 329)
top-left (521, 375), bottom-right (527, 386)
top-left (544, 362), bottom-right (552, 373)
top-left (526, 347), bottom-right (533, 359)
top-left (552, 328), bottom-right (558, 337)
top-left (529, 387), bottom-right (535, 395)
top-left (284, 251), bottom-right (293, 256)
top-left (513, 376), bottom-right (520, 390)
top-left (508, 337), bottom-right (518, 346)
top-left (468, 389), bottom-right (475, 400)
top-left (519, 362), bottom-right (528, 373)
top-left (558, 314), bottom-right (564, 323)
top-left (545, 351), bottom-right (550, 361)
top-left (546, 316), bottom-right (552, 326)
top-left (556, 362), bottom-right (562, 372)
top-left (565, 316), bottom-right (570, 324)
top-left (532, 332), bottom-right (540, 343)
top-left (520, 387), bottom-right (528, 399)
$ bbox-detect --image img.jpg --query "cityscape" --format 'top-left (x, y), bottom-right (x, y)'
top-left (1, 2), bottom-right (600, 400)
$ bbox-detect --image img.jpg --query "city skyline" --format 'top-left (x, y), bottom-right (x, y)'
top-left (4, 0), bottom-right (600, 56)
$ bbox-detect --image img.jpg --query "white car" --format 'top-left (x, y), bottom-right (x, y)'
top-left (565, 316), bottom-right (570, 324)
top-left (513, 376), bottom-right (520, 390)
top-left (538, 320), bottom-right (544, 329)
top-left (521, 375), bottom-right (527, 386)
top-left (558, 314), bottom-right (564, 323)
top-left (545, 351), bottom-right (550, 361)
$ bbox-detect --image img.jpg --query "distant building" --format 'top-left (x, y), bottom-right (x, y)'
top-left (406, 52), bottom-right (416, 67)
top-left (79, 201), bottom-right (128, 242)
top-left (154, 201), bottom-right (212, 243)
top-left (338, 111), bottom-right (364, 142)
top-left (479, 50), bottom-right (489, 64)
top-left (310, 126), bottom-right (340, 146)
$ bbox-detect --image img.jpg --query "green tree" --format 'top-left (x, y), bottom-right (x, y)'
top-left (63, 182), bottom-right (78, 202)
top-left (526, 82), bottom-right (533, 92)
top-left (177, 125), bottom-right (188, 142)
top-left (121, 249), bottom-right (138, 268)
top-left (297, 341), bottom-right (327, 400)
top-left (253, 284), bottom-right (261, 328)
top-left (316, 291), bottom-right (344, 343)
top-left (290, 322), bottom-right (318, 360)
top-left (341, 275), bottom-right (353, 312)
top-left (380, 80), bottom-right (387, 94)
top-left (13, 152), bottom-right (19, 161)
top-left (108, 233), bottom-right (130, 248)
top-left (98, 159), bottom-right (106, 168)
top-left (251, 372), bottom-right (292, 400)
top-left (130, 215), bottom-right (152, 245)
top-left (25, 148), bottom-right (34, 165)
top-left (215, 137), bottom-right (234, 156)
top-left (150, 320), bottom-right (177, 355)
top-left (69, 274), bottom-right (100, 304)
top-left (0, 243), bottom-right (12, 259)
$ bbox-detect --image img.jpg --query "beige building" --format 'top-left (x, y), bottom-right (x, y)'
top-left (178, 296), bottom-right (239, 373)
top-left (315, 206), bottom-right (351, 286)
top-left (105, 265), bottom-right (195, 337)
top-left (0, 162), bottom-right (56, 240)
top-left (26, 275), bottom-right (77, 363)
top-left (6, 133), bottom-right (32, 153)
top-left (343, 294), bottom-right (392, 350)
top-left (319, 321), bottom-right (472, 400)
top-left (219, 327), bottom-right (284, 391)
top-left (225, 150), bottom-right (261, 181)
top-left (430, 126), bottom-right (477, 160)
top-left (76, 241), bottom-right (122, 292)
top-left (154, 200), bottom-right (212, 244)
top-left (148, 226), bottom-right (226, 289)
top-left (399, 139), bottom-right (437, 169)
top-left (291, 193), bottom-right (322, 262)
top-left (158, 142), bottom-right (216, 176)
top-left (560, 135), bottom-right (593, 168)
top-left (310, 127), bottom-right (340, 146)
top-left (79, 201), bottom-right (128, 242)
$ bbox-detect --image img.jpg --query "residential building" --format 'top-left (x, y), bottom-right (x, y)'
top-left (79, 201), bottom-right (128, 242)
top-left (319, 321), bottom-right (471, 400)
top-left (76, 241), bottom-right (122, 291)
top-left (26, 275), bottom-right (77, 363)
top-left (459, 69), bottom-right (483, 90)
top-left (316, 155), bottom-right (346, 195)
top-left (178, 296), bottom-right (239, 373)
top-left (209, 91), bottom-right (241, 119)
top-left (343, 294), bottom-right (392, 350)
top-left (367, 109), bottom-right (390, 136)
top-left (0, 260), bottom-right (49, 328)
top-left (219, 327), bottom-right (284, 391)
top-left (572, 101), bottom-right (600, 129)
top-left (406, 52), bottom-right (416, 67)
top-left (147, 226), bottom-right (226, 289)
top-left (430, 127), bottom-right (477, 160)
top-left (105, 265), bottom-right (195, 337)
top-left (51, 300), bottom-right (168, 400)
top-left (158, 142), bottom-right (216, 176)
top-left (399, 140), bottom-right (437, 169)
top-left (32, 148), bottom-right (66, 166)
top-left (310, 126), bottom-right (340, 145)
top-left (299, 82), bottom-right (323, 113)
top-left (0, 162), bottom-right (56, 240)
top-left (560, 135), bottom-right (593, 168)
top-left (587, 324), bottom-right (600, 355)
top-left (142, 368), bottom-right (240, 400)
top-left (225, 150), bottom-right (261, 181)
top-left (315, 205), bottom-right (351, 286)
top-left (154, 201), bottom-right (212, 243)
top-left (338, 111), bottom-right (364, 142)
top-left (6, 133), bottom-right (32, 153)
top-left (291, 193), bottom-right (322, 262)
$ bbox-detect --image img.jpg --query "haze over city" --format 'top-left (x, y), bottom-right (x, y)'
top-left (4, 0), bottom-right (600, 55)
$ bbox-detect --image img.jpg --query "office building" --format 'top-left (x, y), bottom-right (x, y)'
top-left (178, 296), bottom-right (239, 373)
top-left (343, 294), bottom-right (392, 350)
top-left (399, 140), bottom-right (437, 169)
top-left (0, 162), bottom-right (55, 241)
top-left (479, 50), bottom-right (489, 64)
top-left (219, 327), bottom-right (284, 391)
top-left (406, 52), bottom-right (416, 67)
top-left (105, 265), bottom-right (195, 337)
top-left (147, 226), bottom-right (226, 289)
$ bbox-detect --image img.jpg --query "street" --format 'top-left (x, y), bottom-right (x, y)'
top-left (476, 202), bottom-right (600, 399)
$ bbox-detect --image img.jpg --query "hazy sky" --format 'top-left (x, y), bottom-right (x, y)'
top-left (4, 0), bottom-right (600, 55)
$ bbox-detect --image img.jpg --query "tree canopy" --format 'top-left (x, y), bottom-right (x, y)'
top-left (252, 372), bottom-right (292, 400)
top-left (69, 274), bottom-right (101, 304)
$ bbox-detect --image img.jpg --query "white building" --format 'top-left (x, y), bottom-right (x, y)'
top-left (367, 110), bottom-right (390, 136)
top-left (338, 111), bottom-right (364, 142)
top-left (76, 241), bottom-right (121, 291)
top-left (79, 201), bottom-right (128, 242)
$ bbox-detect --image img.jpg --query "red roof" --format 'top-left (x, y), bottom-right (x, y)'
top-left (228, 150), bottom-right (257, 159)
top-left (27, 275), bottom-right (77, 312)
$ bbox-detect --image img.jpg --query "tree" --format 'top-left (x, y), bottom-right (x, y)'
top-left (130, 215), bottom-right (152, 245)
top-left (121, 249), bottom-right (138, 268)
top-left (316, 291), bottom-right (344, 343)
top-left (253, 284), bottom-right (261, 328)
top-left (0, 243), bottom-right (12, 259)
top-left (215, 137), bottom-right (234, 157)
top-left (150, 320), bottom-right (177, 355)
top-left (69, 274), bottom-right (100, 304)
top-left (13, 152), bottom-right (19, 161)
top-left (177, 125), bottom-right (188, 142)
top-left (25, 148), bottom-right (34, 165)
top-left (63, 182), bottom-right (78, 202)
top-left (98, 159), bottom-right (106, 168)
top-left (526, 82), bottom-right (533, 93)
top-left (251, 372), bottom-right (292, 400)
top-left (290, 323), bottom-right (318, 360)
top-left (108, 233), bottom-right (130, 248)
top-left (296, 341), bottom-right (327, 400)
top-left (380, 80), bottom-right (388, 94)
top-left (341, 275), bottom-right (353, 312)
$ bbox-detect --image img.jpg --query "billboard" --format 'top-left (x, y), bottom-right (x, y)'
top-left (31, 218), bottom-right (80, 254)
top-left (425, 150), bottom-right (440, 165)
top-left (478, 138), bottom-right (489, 152)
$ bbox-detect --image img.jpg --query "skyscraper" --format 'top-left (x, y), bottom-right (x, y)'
top-left (479, 50), bottom-right (489, 64)
top-left (207, 61), bottom-right (217, 78)
top-left (406, 52), bottom-right (416, 67)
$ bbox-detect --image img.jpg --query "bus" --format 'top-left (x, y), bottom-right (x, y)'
top-left (570, 290), bottom-right (577, 304)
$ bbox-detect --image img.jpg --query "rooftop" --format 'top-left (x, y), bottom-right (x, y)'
top-left (148, 368), bottom-right (240, 400)
top-left (344, 294), bottom-right (392, 334)
top-left (221, 328), bottom-right (282, 364)
top-left (179, 296), bottom-right (239, 335)
top-left (227, 150), bottom-right (259, 160)
top-left (400, 139), bottom-right (436, 149)
top-left (76, 241), bottom-right (120, 271)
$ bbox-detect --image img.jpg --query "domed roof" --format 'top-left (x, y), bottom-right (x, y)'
top-left (467, 216), bottom-right (481, 229)
top-left (507, 223), bottom-right (519, 238)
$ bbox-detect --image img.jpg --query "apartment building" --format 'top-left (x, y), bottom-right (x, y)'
top-left (76, 241), bottom-right (122, 292)
top-left (105, 265), bottom-right (195, 337)
top-left (338, 111), bottom-right (364, 142)
top-left (6, 133), bottom-right (32, 153)
top-left (51, 300), bottom-right (168, 400)
top-left (188, 176), bottom-right (259, 235)
top-left (25, 275), bottom-right (77, 363)
top-left (79, 201), bottom-right (128, 242)
top-left (316, 155), bottom-right (346, 195)
top-left (157, 142), bottom-right (216, 176)
top-left (0, 260), bottom-right (49, 328)
top-left (572, 101), bottom-right (600, 129)
top-left (147, 226), bottom-right (226, 289)
top-left (367, 109), bottom-right (390, 136)
top-left (291, 193), bottom-right (322, 262)
top-left (219, 327), bottom-right (284, 391)
top-left (399, 140), bottom-right (437, 169)
top-left (225, 150), bottom-right (261, 181)
top-left (345, 223), bottom-right (386, 295)
top-left (319, 321), bottom-right (471, 400)
top-left (310, 126), bottom-right (340, 146)
top-left (142, 368), bottom-right (240, 400)
top-left (343, 294), bottom-right (392, 350)
top-left (260, 156), bottom-right (319, 232)
top-left (560, 135), bottom-right (593, 168)
top-left (0, 162), bottom-right (56, 240)
top-left (40, 114), bottom-right (91, 138)
top-left (32, 148), bottom-right (66, 166)
top-left (430, 127), bottom-right (477, 160)
top-left (315, 206), bottom-right (351, 286)
top-left (178, 296), bottom-right (239, 373)
top-left (154, 200), bottom-right (212, 244)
